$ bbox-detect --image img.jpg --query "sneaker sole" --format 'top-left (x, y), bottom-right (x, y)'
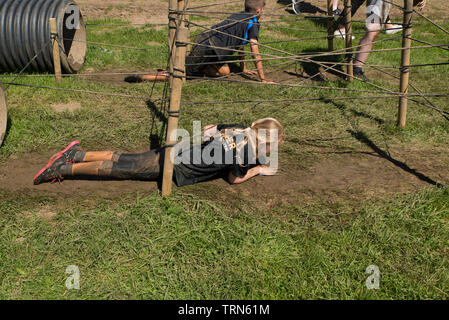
top-left (292, 0), bottom-right (302, 15)
top-left (386, 29), bottom-right (403, 35)
top-left (33, 140), bottom-right (80, 184)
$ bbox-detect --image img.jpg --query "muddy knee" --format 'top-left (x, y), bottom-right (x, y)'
top-left (98, 161), bottom-right (114, 176)
top-left (217, 64), bottom-right (230, 76)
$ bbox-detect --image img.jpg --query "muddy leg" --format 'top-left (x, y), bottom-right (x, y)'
top-left (203, 64), bottom-right (230, 77)
top-left (63, 150), bottom-right (162, 180)
top-left (77, 151), bottom-right (121, 163)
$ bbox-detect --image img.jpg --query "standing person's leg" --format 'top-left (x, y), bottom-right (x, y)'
top-left (291, 0), bottom-right (303, 15)
top-left (353, 29), bottom-right (381, 77)
top-left (332, 0), bottom-right (342, 16)
top-left (334, 0), bottom-right (366, 39)
top-left (385, 15), bottom-right (403, 34)
top-left (333, 0), bottom-right (339, 10)
top-left (353, 0), bottom-right (386, 80)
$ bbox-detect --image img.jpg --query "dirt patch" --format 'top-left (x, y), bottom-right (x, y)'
top-left (185, 145), bottom-right (449, 210)
top-left (1, 145), bottom-right (447, 207)
top-left (19, 206), bottom-right (57, 222)
top-left (147, 41), bottom-right (164, 47)
top-left (0, 153), bottom-right (158, 200)
top-left (2, 1), bottom-right (448, 207)
top-left (77, 0), bottom-right (169, 25)
top-left (36, 206), bottom-right (58, 222)
top-left (76, 0), bottom-right (449, 27)
top-left (52, 101), bottom-right (83, 113)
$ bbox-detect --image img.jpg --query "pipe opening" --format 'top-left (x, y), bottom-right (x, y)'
top-left (60, 6), bottom-right (86, 73)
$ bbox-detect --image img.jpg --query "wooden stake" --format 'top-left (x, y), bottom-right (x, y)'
top-left (50, 18), bottom-right (62, 83)
top-left (397, 0), bottom-right (413, 128)
top-left (162, 4), bottom-right (188, 197)
top-left (179, 0), bottom-right (189, 84)
top-left (327, 0), bottom-right (334, 52)
top-left (186, 14), bottom-right (192, 57)
top-left (344, 0), bottom-right (353, 81)
top-left (168, 0), bottom-right (177, 89)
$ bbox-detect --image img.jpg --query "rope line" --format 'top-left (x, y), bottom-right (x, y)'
top-left (65, 38), bottom-right (169, 53)
top-left (413, 8), bottom-right (449, 35)
top-left (4, 39), bottom-right (53, 90)
top-left (180, 93), bottom-right (449, 106)
top-left (3, 82), bottom-right (166, 102)
top-left (2, 1), bottom-right (448, 130)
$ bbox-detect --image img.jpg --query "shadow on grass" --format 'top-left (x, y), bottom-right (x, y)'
top-left (316, 100), bottom-right (443, 186)
top-left (146, 100), bottom-right (167, 150)
top-left (2, 114), bottom-right (12, 147)
top-left (278, 0), bottom-right (327, 16)
top-left (329, 100), bottom-right (385, 125)
top-left (286, 47), bottom-right (345, 81)
top-left (348, 130), bottom-right (444, 187)
top-left (278, 0), bottom-right (333, 31)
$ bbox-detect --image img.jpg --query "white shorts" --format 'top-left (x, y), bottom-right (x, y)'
top-left (366, 0), bottom-right (392, 26)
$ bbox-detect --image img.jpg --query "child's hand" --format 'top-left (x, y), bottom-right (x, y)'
top-left (243, 69), bottom-right (258, 76)
top-left (203, 125), bottom-right (218, 141)
top-left (259, 165), bottom-right (278, 176)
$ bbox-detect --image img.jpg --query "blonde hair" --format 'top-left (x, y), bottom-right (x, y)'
top-left (251, 118), bottom-right (285, 151)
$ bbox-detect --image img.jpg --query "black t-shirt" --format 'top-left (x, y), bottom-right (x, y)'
top-left (173, 124), bottom-right (259, 187)
top-left (209, 12), bottom-right (260, 60)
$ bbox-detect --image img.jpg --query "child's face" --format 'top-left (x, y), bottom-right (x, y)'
top-left (256, 7), bottom-right (264, 18)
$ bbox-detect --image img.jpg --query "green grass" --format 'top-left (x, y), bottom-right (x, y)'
top-left (0, 7), bottom-right (448, 299)
top-left (1, 188), bottom-right (448, 299)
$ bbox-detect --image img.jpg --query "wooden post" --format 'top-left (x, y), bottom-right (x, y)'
top-left (168, 0), bottom-right (177, 89)
top-left (327, 0), bottom-right (334, 52)
top-left (50, 18), bottom-right (62, 83)
top-left (186, 14), bottom-right (191, 57)
top-left (397, 0), bottom-right (413, 128)
top-left (162, 2), bottom-right (188, 197)
top-left (180, 0), bottom-right (189, 84)
top-left (344, 0), bottom-right (353, 81)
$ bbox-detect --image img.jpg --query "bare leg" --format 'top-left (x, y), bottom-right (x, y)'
top-left (71, 161), bottom-right (105, 176)
top-left (35, 149), bottom-right (160, 184)
top-left (385, 17), bottom-right (402, 33)
top-left (354, 29), bottom-right (380, 68)
top-left (140, 72), bottom-right (170, 82)
top-left (81, 151), bottom-right (119, 162)
top-left (62, 150), bottom-right (161, 180)
top-left (203, 64), bottom-right (230, 77)
top-left (125, 72), bottom-right (169, 83)
top-left (333, 0), bottom-right (339, 11)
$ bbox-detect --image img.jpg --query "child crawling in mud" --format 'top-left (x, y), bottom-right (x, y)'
top-left (128, 0), bottom-right (276, 84)
top-left (33, 118), bottom-right (284, 187)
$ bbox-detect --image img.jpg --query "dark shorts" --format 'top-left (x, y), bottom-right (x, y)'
top-left (110, 149), bottom-right (164, 180)
top-left (185, 32), bottom-right (225, 76)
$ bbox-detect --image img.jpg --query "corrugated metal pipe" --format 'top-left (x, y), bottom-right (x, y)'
top-left (0, 0), bottom-right (86, 73)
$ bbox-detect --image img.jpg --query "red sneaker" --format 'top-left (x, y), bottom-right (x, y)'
top-left (33, 141), bottom-right (81, 185)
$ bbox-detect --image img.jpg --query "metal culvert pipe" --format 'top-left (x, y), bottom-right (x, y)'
top-left (0, 83), bottom-right (6, 147)
top-left (0, 0), bottom-right (87, 73)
